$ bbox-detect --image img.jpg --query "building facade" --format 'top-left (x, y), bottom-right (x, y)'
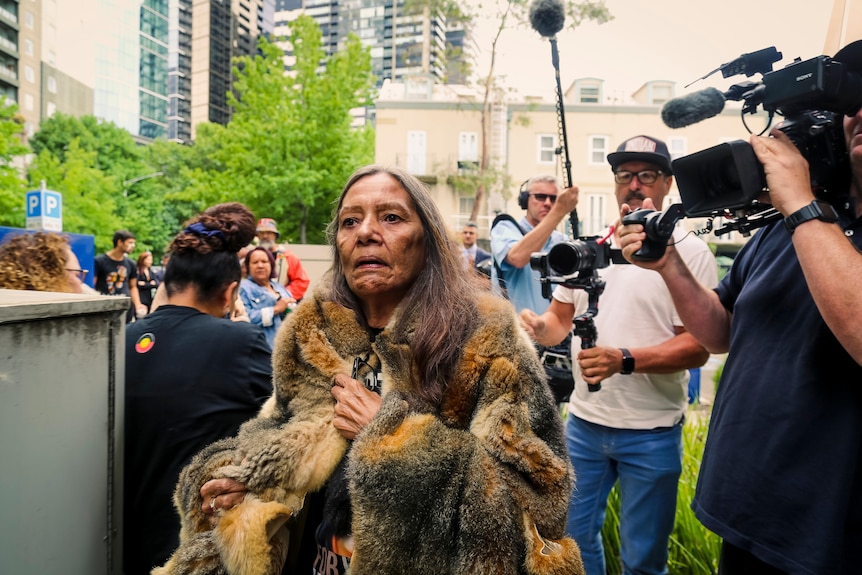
top-left (374, 76), bottom-right (766, 250)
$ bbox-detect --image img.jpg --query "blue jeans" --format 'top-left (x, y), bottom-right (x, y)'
top-left (565, 415), bottom-right (683, 575)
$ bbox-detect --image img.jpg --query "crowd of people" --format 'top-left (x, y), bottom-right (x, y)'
top-left (2, 38), bottom-right (861, 575)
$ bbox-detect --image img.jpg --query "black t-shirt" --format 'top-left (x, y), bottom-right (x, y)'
top-left (694, 214), bottom-right (862, 573)
top-left (123, 306), bottom-right (273, 575)
top-left (95, 253), bottom-right (137, 321)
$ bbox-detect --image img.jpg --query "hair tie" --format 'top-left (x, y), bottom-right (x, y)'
top-left (185, 222), bottom-right (226, 241)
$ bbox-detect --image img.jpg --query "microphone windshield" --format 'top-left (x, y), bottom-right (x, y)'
top-left (530, 0), bottom-right (566, 38)
top-left (661, 87), bottom-right (726, 129)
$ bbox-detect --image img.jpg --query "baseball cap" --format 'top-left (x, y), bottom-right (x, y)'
top-left (256, 218), bottom-right (280, 238)
top-left (834, 39), bottom-right (862, 76)
top-left (607, 135), bottom-right (673, 175)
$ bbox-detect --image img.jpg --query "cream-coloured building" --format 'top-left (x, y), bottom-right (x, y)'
top-left (374, 74), bottom-right (762, 250)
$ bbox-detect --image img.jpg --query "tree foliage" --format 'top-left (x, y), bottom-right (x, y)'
top-left (0, 99), bottom-right (30, 227)
top-left (26, 141), bottom-right (122, 252)
top-left (17, 16), bottom-right (374, 253)
top-left (176, 17), bottom-right (376, 243)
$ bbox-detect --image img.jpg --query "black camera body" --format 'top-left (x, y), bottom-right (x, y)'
top-left (674, 52), bottom-right (861, 221)
top-left (530, 236), bottom-right (611, 297)
top-left (530, 237), bottom-right (611, 393)
top-left (620, 203), bottom-right (686, 261)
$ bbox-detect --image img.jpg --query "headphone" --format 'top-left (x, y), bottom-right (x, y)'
top-left (517, 179), bottom-right (531, 210)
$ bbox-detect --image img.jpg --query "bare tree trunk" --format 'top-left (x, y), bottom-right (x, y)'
top-left (299, 205), bottom-right (308, 244)
top-left (468, 2), bottom-right (512, 224)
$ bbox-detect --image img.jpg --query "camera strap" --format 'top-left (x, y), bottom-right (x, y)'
top-left (490, 213), bottom-right (533, 299)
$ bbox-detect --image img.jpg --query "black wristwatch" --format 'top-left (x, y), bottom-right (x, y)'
top-left (783, 200), bottom-right (839, 234)
top-left (620, 348), bottom-right (635, 375)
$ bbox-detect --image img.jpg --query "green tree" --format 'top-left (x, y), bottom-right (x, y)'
top-left (178, 18), bottom-right (376, 243)
top-left (0, 99), bottom-right (30, 227)
top-left (25, 113), bottom-right (190, 253)
top-left (26, 141), bottom-right (122, 252)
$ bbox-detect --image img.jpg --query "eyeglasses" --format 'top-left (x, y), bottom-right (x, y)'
top-left (530, 193), bottom-right (557, 203)
top-left (614, 169), bottom-right (664, 185)
top-left (66, 268), bottom-right (88, 281)
top-left (614, 170), bottom-right (664, 185)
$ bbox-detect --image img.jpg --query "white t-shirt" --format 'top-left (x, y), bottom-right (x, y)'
top-left (553, 227), bottom-right (718, 429)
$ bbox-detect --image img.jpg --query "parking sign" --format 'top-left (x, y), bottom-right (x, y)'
top-left (25, 187), bottom-right (63, 232)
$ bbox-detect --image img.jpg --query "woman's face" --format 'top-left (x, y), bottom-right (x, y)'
top-left (337, 173), bottom-right (427, 304)
top-left (64, 248), bottom-right (84, 294)
top-left (143, 253), bottom-right (153, 267)
top-left (248, 250), bottom-right (272, 285)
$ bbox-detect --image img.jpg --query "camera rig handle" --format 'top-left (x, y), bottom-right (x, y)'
top-left (572, 275), bottom-right (604, 392)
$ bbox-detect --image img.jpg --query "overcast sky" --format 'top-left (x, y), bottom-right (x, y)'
top-left (474, 0), bottom-right (837, 99)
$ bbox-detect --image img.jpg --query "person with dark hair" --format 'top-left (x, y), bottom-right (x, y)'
top-left (239, 245), bottom-right (295, 350)
top-left (0, 231), bottom-right (87, 294)
top-left (123, 202), bottom-right (273, 575)
top-left (136, 250), bottom-right (160, 313)
top-left (94, 229), bottom-right (146, 322)
top-left (255, 217), bottom-right (311, 301)
top-left (618, 40), bottom-right (862, 575)
top-left (460, 220), bottom-right (490, 269)
top-left (154, 165), bottom-right (583, 575)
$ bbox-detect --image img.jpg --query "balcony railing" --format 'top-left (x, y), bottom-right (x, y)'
top-left (0, 7), bottom-right (18, 27)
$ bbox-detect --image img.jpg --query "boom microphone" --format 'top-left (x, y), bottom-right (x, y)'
top-left (530, 0), bottom-right (566, 38)
top-left (661, 87), bottom-right (726, 129)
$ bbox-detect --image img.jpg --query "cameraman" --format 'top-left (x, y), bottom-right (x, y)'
top-left (520, 135), bottom-right (717, 575)
top-left (617, 41), bottom-right (862, 575)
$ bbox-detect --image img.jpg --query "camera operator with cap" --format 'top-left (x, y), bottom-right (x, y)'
top-left (255, 217), bottom-right (310, 301)
top-left (520, 135), bottom-right (717, 575)
top-left (618, 41), bottom-right (862, 574)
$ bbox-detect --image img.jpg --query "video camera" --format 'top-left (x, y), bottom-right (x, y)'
top-left (529, 236), bottom-right (610, 298)
top-left (529, 236), bottom-right (615, 393)
top-left (663, 47), bottom-right (862, 237)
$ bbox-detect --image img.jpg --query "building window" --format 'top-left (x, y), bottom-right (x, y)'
top-left (24, 39), bottom-right (34, 56)
top-left (587, 194), bottom-right (606, 236)
top-left (459, 196), bottom-right (475, 215)
top-left (25, 66), bottom-right (35, 83)
top-left (24, 11), bottom-right (34, 29)
top-left (537, 134), bottom-right (556, 164)
top-left (668, 137), bottom-right (687, 160)
top-left (46, 101), bottom-right (56, 117)
top-left (650, 83), bottom-right (674, 105)
top-left (588, 135), bottom-right (609, 165)
top-left (458, 132), bottom-right (478, 163)
top-left (47, 76), bottom-right (57, 94)
top-left (579, 85), bottom-right (600, 103)
top-left (24, 93), bottom-right (34, 111)
top-left (407, 130), bottom-right (427, 175)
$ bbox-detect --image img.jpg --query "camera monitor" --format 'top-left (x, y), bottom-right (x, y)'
top-left (673, 141), bottom-right (765, 217)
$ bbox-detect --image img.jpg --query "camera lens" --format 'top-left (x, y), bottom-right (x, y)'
top-left (547, 241), bottom-right (596, 275)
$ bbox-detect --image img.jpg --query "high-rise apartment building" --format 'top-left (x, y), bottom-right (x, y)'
top-left (275, 0), bottom-right (455, 86)
top-left (187, 0), bottom-right (273, 140)
top-left (4, 0), bottom-right (42, 139)
top-left (167, 0), bottom-right (193, 142)
top-left (140, 0), bottom-right (170, 140)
